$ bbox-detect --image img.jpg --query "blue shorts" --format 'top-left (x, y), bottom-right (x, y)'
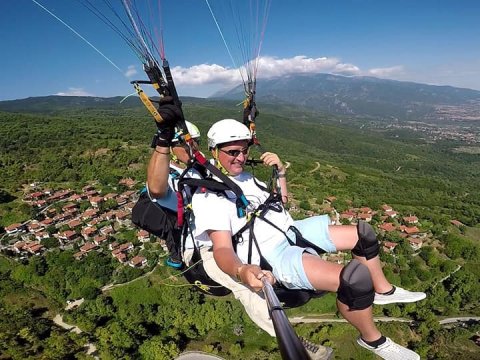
top-left (267, 215), bottom-right (336, 290)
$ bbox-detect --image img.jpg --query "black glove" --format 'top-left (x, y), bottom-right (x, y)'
top-left (153, 102), bottom-right (183, 147)
top-left (152, 127), bottom-right (175, 148)
top-left (157, 103), bottom-right (183, 127)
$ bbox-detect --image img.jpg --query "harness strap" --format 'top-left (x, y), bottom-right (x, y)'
top-left (233, 192), bottom-right (286, 269)
top-left (192, 152), bottom-right (249, 218)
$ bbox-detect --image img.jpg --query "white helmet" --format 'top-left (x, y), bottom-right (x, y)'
top-left (207, 119), bottom-right (251, 149)
top-left (172, 120), bottom-right (200, 143)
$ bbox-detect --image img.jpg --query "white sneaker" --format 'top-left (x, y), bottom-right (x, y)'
top-left (300, 337), bottom-right (334, 360)
top-left (374, 286), bottom-right (426, 305)
top-left (357, 337), bottom-right (420, 360)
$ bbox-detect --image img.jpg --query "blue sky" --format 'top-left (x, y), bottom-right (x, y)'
top-left (1, 0), bottom-right (480, 101)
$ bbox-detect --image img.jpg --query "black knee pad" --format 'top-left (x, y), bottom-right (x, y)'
top-left (352, 221), bottom-right (379, 260)
top-left (337, 259), bottom-right (374, 310)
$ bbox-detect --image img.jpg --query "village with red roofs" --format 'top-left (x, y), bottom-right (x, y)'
top-left (1, 178), bottom-right (171, 269)
top-left (2, 184), bottom-right (465, 268)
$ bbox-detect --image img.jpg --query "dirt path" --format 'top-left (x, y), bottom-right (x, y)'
top-left (290, 316), bottom-right (413, 324)
top-left (101, 264), bottom-right (159, 292)
top-left (309, 161), bottom-right (320, 173)
top-left (432, 265), bottom-right (461, 288)
top-left (290, 315), bottom-right (480, 326)
top-left (65, 298), bottom-right (84, 310)
top-left (53, 314), bottom-right (82, 334)
top-left (54, 300), bottom-right (98, 358)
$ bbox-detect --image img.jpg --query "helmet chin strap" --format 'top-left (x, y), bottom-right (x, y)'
top-left (214, 148), bottom-right (230, 176)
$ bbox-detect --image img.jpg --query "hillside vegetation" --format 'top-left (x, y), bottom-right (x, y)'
top-left (1, 97), bottom-right (479, 226)
top-left (0, 97), bottom-right (479, 359)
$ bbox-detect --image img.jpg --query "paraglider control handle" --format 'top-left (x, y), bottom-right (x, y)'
top-left (130, 80), bottom-right (153, 84)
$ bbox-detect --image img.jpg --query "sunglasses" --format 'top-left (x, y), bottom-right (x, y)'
top-left (219, 147), bottom-right (249, 157)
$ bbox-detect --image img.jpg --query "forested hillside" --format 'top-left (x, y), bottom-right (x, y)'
top-left (0, 97), bottom-right (479, 359)
top-left (1, 97), bottom-right (479, 226)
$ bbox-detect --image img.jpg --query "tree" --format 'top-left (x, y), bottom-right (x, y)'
top-left (96, 321), bottom-right (136, 358)
top-left (42, 331), bottom-right (83, 360)
top-left (29, 256), bottom-right (48, 276)
top-left (41, 237), bottom-right (60, 249)
top-left (138, 336), bottom-right (180, 360)
top-left (299, 200), bottom-right (311, 211)
top-left (0, 189), bottom-right (15, 203)
top-left (80, 284), bottom-right (101, 300)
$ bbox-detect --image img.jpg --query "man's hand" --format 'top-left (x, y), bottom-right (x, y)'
top-left (260, 152), bottom-right (285, 174)
top-left (154, 102), bottom-right (183, 147)
top-left (157, 103), bottom-right (182, 127)
top-left (237, 264), bottom-right (275, 291)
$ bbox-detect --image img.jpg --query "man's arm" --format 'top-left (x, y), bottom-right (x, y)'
top-left (147, 144), bottom-right (170, 198)
top-left (147, 102), bottom-right (182, 198)
top-left (208, 229), bottom-right (274, 291)
top-left (260, 152), bottom-right (288, 204)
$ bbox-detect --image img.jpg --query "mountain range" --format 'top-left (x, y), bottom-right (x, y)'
top-left (1, 73), bottom-right (479, 124)
top-left (212, 73), bottom-right (480, 124)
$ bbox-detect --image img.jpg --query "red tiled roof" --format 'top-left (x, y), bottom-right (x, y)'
top-left (403, 226), bottom-right (419, 234)
top-left (408, 237), bottom-right (423, 245)
top-left (383, 241), bottom-right (398, 249)
top-left (80, 242), bottom-right (97, 252)
top-left (28, 244), bottom-right (43, 253)
top-left (137, 230), bottom-right (149, 237)
top-left (14, 241), bottom-right (26, 249)
top-left (6, 223), bottom-right (23, 231)
top-left (379, 223), bottom-right (396, 232)
top-left (118, 242), bottom-right (133, 251)
top-left (68, 220), bottom-right (82, 228)
top-left (82, 227), bottom-right (97, 235)
top-left (130, 256), bottom-right (146, 266)
top-left (450, 220), bottom-right (464, 227)
top-left (94, 235), bottom-right (107, 244)
top-left (115, 252), bottom-right (127, 262)
top-left (403, 216), bottom-right (418, 223)
top-left (385, 210), bottom-right (397, 217)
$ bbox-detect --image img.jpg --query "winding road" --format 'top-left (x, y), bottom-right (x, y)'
top-left (101, 264), bottom-right (160, 292)
top-left (309, 161), bottom-right (320, 173)
top-left (290, 315), bottom-right (480, 326)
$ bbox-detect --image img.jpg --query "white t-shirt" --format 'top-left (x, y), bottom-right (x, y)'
top-left (192, 171), bottom-right (293, 265)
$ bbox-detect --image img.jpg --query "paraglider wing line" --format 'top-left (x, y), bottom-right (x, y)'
top-left (76, 0), bottom-right (145, 62)
top-left (121, 0), bottom-right (159, 66)
top-left (127, 0), bottom-right (163, 63)
top-left (31, 0), bottom-right (123, 74)
top-left (205, 0), bottom-right (243, 83)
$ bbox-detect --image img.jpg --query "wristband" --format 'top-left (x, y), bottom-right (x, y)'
top-left (277, 172), bottom-right (286, 178)
top-left (155, 148), bottom-right (170, 155)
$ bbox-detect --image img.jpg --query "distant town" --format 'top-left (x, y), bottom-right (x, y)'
top-left (2, 181), bottom-right (465, 267)
top-left (1, 179), bottom-right (167, 269)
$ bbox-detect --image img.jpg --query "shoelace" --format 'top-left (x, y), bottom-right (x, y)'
top-left (300, 337), bottom-right (319, 353)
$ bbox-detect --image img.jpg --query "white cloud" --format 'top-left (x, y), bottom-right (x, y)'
top-left (55, 87), bottom-right (94, 96)
top-left (367, 65), bottom-right (405, 77)
top-left (171, 55), bottom-right (365, 88)
top-left (124, 65), bottom-right (137, 78)
top-left (172, 63), bottom-right (241, 86)
top-left (257, 55), bottom-right (361, 77)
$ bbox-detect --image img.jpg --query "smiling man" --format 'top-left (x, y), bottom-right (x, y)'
top-left (191, 118), bottom-right (424, 360)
